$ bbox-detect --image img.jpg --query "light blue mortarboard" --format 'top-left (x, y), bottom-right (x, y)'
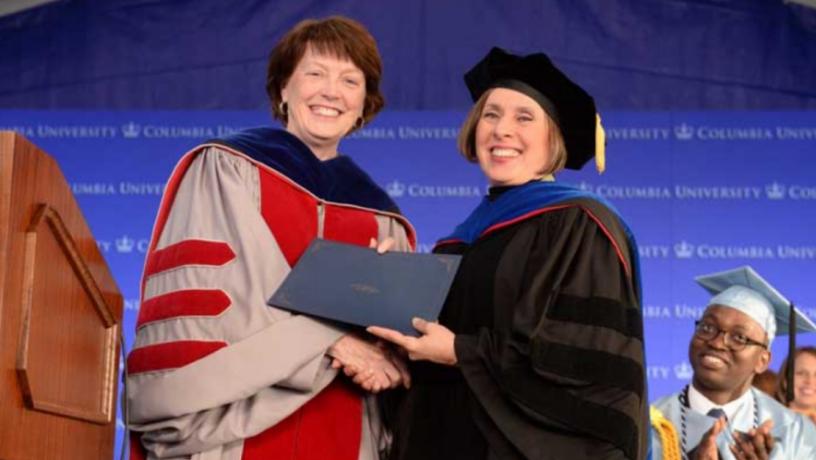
top-left (695, 266), bottom-right (816, 345)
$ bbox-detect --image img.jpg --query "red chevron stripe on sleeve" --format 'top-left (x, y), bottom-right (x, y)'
top-left (136, 289), bottom-right (232, 329)
top-left (144, 239), bottom-right (235, 277)
top-left (127, 340), bottom-right (228, 374)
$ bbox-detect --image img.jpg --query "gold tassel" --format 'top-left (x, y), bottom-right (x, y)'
top-left (650, 406), bottom-right (681, 460)
top-left (595, 113), bottom-right (606, 174)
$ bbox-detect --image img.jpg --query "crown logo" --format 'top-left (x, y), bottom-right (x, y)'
top-left (121, 122), bottom-right (141, 139)
top-left (385, 180), bottom-right (406, 198)
top-left (765, 182), bottom-right (786, 200)
top-left (577, 181), bottom-right (594, 192)
top-left (674, 361), bottom-right (694, 380)
top-left (674, 123), bottom-right (694, 140)
top-left (674, 240), bottom-right (694, 259)
top-left (116, 235), bottom-right (135, 253)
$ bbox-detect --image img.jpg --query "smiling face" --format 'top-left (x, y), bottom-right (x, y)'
top-left (474, 88), bottom-right (555, 186)
top-left (281, 46), bottom-right (366, 158)
top-left (689, 306), bottom-right (770, 403)
top-left (792, 352), bottom-right (816, 411)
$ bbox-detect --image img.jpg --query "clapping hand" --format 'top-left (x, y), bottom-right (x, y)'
top-left (691, 416), bottom-right (726, 460)
top-left (691, 417), bottom-right (775, 460)
top-left (728, 420), bottom-right (774, 460)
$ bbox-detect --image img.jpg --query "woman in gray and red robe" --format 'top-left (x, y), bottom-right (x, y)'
top-left (127, 17), bottom-right (414, 460)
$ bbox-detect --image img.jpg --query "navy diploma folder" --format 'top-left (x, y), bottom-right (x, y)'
top-left (268, 239), bottom-right (461, 335)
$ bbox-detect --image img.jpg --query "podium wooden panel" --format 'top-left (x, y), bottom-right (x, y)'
top-left (0, 132), bottom-right (123, 459)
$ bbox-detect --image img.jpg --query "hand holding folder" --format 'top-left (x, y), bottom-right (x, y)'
top-left (367, 317), bottom-right (458, 366)
top-left (268, 239), bottom-right (461, 336)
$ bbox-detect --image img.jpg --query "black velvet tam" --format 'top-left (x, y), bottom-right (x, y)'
top-left (464, 47), bottom-right (599, 171)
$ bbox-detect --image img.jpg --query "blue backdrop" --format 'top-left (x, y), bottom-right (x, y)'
top-left (2, 109), bottom-right (815, 454)
top-left (1, 0), bottom-right (816, 110)
top-left (1, 0), bottom-right (816, 457)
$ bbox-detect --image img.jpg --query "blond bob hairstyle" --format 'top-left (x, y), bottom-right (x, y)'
top-left (457, 89), bottom-right (568, 176)
top-left (266, 16), bottom-right (384, 134)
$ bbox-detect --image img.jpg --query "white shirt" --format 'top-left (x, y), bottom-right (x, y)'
top-left (688, 383), bottom-right (754, 421)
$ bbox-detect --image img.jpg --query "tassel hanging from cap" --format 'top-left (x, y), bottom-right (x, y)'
top-left (595, 113), bottom-right (606, 174)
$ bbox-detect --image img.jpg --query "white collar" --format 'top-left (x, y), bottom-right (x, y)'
top-left (688, 384), bottom-right (754, 421)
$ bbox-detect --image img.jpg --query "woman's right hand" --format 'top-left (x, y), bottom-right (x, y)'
top-left (325, 237), bottom-right (406, 393)
top-left (328, 333), bottom-right (410, 393)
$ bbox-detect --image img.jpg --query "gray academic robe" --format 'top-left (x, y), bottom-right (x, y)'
top-left (126, 146), bottom-right (415, 459)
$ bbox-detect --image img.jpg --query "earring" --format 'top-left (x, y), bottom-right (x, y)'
top-left (279, 100), bottom-right (288, 115)
top-left (354, 116), bottom-right (365, 130)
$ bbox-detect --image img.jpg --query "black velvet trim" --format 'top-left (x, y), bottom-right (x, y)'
top-left (529, 340), bottom-right (645, 396)
top-left (546, 292), bottom-right (643, 340)
top-left (433, 241), bottom-right (469, 253)
top-left (573, 198), bottom-right (633, 266)
top-left (487, 180), bottom-right (539, 202)
top-left (502, 365), bottom-right (641, 460)
top-left (492, 79), bottom-right (561, 126)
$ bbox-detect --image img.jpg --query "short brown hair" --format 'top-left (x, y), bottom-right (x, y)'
top-left (456, 89), bottom-right (568, 175)
top-left (266, 16), bottom-right (384, 132)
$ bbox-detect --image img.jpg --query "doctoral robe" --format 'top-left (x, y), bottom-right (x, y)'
top-left (127, 128), bottom-right (415, 459)
top-left (390, 181), bottom-right (648, 460)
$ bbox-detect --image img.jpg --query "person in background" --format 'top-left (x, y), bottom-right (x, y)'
top-left (368, 47), bottom-right (648, 459)
top-left (126, 16), bottom-right (414, 459)
top-left (776, 346), bottom-right (816, 424)
top-left (650, 266), bottom-right (816, 460)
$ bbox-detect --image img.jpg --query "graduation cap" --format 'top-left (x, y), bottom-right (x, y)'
top-left (464, 47), bottom-right (606, 172)
top-left (695, 265), bottom-right (816, 403)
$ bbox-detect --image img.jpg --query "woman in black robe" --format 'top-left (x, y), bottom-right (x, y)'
top-left (368, 48), bottom-right (648, 460)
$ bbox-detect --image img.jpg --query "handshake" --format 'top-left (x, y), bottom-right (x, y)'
top-left (327, 333), bottom-right (411, 393)
top-left (317, 238), bottom-right (460, 393)
top-left (327, 315), bottom-right (459, 393)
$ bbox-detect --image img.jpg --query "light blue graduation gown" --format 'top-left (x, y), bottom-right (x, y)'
top-left (651, 389), bottom-right (816, 459)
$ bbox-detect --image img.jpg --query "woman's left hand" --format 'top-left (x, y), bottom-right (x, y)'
top-left (367, 317), bottom-right (457, 366)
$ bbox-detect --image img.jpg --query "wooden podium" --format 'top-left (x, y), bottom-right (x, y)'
top-left (0, 132), bottom-right (123, 459)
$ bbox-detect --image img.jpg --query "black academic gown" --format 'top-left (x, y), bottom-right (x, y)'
top-left (389, 186), bottom-right (647, 460)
